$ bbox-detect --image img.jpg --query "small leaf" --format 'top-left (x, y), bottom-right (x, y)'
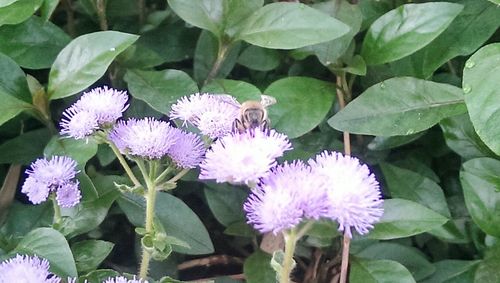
top-left (0, 0), bottom-right (43, 26)
top-left (14, 227), bottom-right (77, 277)
top-left (328, 77), bottom-right (466, 136)
top-left (0, 52), bottom-right (31, 102)
top-left (361, 2), bottom-right (463, 65)
top-left (72, 240), bottom-right (114, 273)
top-left (124, 69), bottom-right (198, 115)
top-left (463, 43), bottom-right (500, 155)
top-left (237, 2), bottom-right (350, 49)
top-left (368, 199), bottom-right (448, 240)
top-left (460, 158), bottom-right (500, 237)
top-left (420, 260), bottom-right (479, 283)
top-left (40, 0), bottom-right (59, 21)
top-left (48, 31), bottom-right (139, 99)
top-left (265, 77), bottom-right (335, 138)
top-left (350, 258), bottom-right (416, 283)
top-left (204, 183), bottom-right (247, 227)
top-left (243, 251), bottom-right (276, 283)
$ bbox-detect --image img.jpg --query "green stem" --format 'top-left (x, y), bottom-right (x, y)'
top-left (138, 159), bottom-right (157, 279)
top-left (96, 0), bottom-right (108, 30)
top-left (204, 40), bottom-right (230, 86)
top-left (52, 195), bottom-right (62, 225)
top-left (280, 229), bottom-right (298, 283)
top-left (167, 168), bottom-right (190, 184)
top-left (108, 141), bottom-right (142, 188)
top-left (154, 166), bottom-right (174, 184)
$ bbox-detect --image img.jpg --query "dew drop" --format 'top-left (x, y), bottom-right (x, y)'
top-left (465, 61), bottom-right (475, 68)
top-left (380, 82), bottom-right (385, 89)
top-left (463, 85), bottom-right (472, 94)
top-left (109, 47), bottom-right (116, 52)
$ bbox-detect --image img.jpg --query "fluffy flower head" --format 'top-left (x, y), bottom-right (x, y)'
top-left (56, 181), bottom-right (82, 208)
top-left (309, 151), bottom-right (384, 238)
top-left (0, 254), bottom-right (61, 283)
top-left (109, 118), bottom-right (178, 159)
top-left (199, 129), bottom-right (291, 185)
top-left (72, 86), bottom-right (129, 124)
top-left (103, 276), bottom-right (148, 283)
top-left (60, 109), bottom-right (99, 140)
top-left (168, 129), bottom-right (206, 168)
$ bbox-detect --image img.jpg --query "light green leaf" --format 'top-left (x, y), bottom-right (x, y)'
top-left (124, 69), bottom-right (198, 115)
top-left (460, 158), bottom-right (500, 237)
top-left (202, 79), bottom-right (262, 101)
top-left (0, 52), bottom-right (31, 102)
top-left (368, 199), bottom-right (448, 240)
top-left (0, 16), bottom-right (71, 69)
top-left (463, 43), bottom-right (500, 155)
top-left (361, 2), bottom-right (463, 65)
top-left (243, 251), bottom-right (275, 283)
top-left (237, 45), bottom-right (280, 71)
top-left (420, 260), bottom-right (479, 283)
top-left (328, 77), bottom-right (466, 136)
top-left (72, 240), bottom-right (114, 273)
top-left (237, 2), bottom-right (350, 49)
top-left (265, 77), bottom-right (335, 138)
top-left (48, 31), bottom-right (139, 99)
top-left (474, 244), bottom-right (500, 283)
top-left (40, 0), bottom-right (59, 21)
top-left (350, 258), bottom-right (416, 283)
top-left (368, 133), bottom-right (425, 151)
top-left (14, 227), bottom-right (77, 277)
top-left (0, 0), bottom-right (43, 26)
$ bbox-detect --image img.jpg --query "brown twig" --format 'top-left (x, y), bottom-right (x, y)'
top-left (177, 255), bottom-right (244, 270)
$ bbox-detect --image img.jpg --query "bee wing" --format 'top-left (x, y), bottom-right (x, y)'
top-left (215, 94), bottom-right (241, 108)
top-left (260, 95), bottom-right (277, 107)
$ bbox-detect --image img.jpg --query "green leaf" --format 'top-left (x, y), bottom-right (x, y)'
top-left (202, 79), bottom-right (262, 101)
top-left (118, 192), bottom-right (214, 255)
top-left (167, 0), bottom-right (264, 38)
top-left (265, 77), bottom-right (335, 138)
top-left (0, 0), bottom-right (43, 26)
top-left (420, 260), bottom-right (479, 283)
top-left (0, 51), bottom-right (31, 102)
top-left (243, 251), bottom-right (275, 283)
top-left (460, 158), bottom-right (500, 237)
top-left (0, 129), bottom-right (51, 165)
top-left (487, 0), bottom-right (500, 4)
top-left (356, 242), bottom-right (434, 281)
top-left (409, 0), bottom-right (500, 78)
top-left (440, 114), bottom-right (495, 160)
top-left (237, 45), bottom-right (280, 71)
top-left (328, 77), bottom-right (466, 136)
top-left (124, 69), bottom-right (198, 115)
top-left (224, 221), bottom-right (256, 237)
top-left (0, 0), bottom-right (16, 7)
top-left (381, 163), bottom-right (450, 217)
top-left (14, 227), bottom-right (77, 277)
top-left (44, 136), bottom-right (98, 166)
top-left (79, 269), bottom-right (119, 283)
top-left (361, 2), bottom-right (463, 65)
top-left (0, 201), bottom-right (52, 239)
top-left (368, 199), bottom-right (448, 240)
top-left (237, 2), bottom-right (349, 49)
top-left (0, 16), bottom-right (70, 69)
top-left (463, 43), bottom-right (500, 155)
top-left (350, 258), bottom-right (416, 283)
top-left (47, 31), bottom-right (139, 99)
top-left (368, 132), bottom-right (425, 151)
top-left (474, 243), bottom-right (500, 283)
top-left (204, 183), bottom-right (247, 227)
top-left (40, 0), bottom-right (59, 21)
top-left (72, 240), bottom-right (114, 273)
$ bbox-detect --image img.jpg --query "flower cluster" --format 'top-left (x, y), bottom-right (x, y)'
top-left (169, 93), bottom-right (239, 139)
top-left (244, 151), bottom-right (384, 238)
top-left (199, 128), bottom-right (292, 185)
top-left (103, 276), bottom-right (148, 283)
top-left (0, 254), bottom-right (61, 283)
top-left (21, 156), bottom-right (81, 208)
top-left (60, 86), bottom-right (129, 139)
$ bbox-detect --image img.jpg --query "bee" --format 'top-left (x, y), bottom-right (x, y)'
top-left (223, 95), bottom-right (277, 134)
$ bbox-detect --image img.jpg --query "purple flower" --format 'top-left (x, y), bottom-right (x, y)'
top-left (169, 93), bottom-right (239, 138)
top-left (56, 181), bottom-right (81, 208)
top-left (168, 129), bottom-right (206, 169)
top-left (309, 151), bottom-right (384, 238)
top-left (103, 276), bottom-right (148, 283)
top-left (199, 129), bottom-right (291, 185)
top-left (60, 86), bottom-right (128, 139)
top-left (244, 161), bottom-right (328, 234)
top-left (21, 156), bottom-right (81, 207)
top-left (109, 118), bottom-right (178, 159)
top-left (0, 254), bottom-right (61, 283)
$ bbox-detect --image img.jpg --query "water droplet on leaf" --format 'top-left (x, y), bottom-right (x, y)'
top-left (463, 85), bottom-right (471, 94)
top-left (380, 82), bottom-right (385, 89)
top-left (465, 61), bottom-right (475, 68)
top-left (110, 47), bottom-right (116, 52)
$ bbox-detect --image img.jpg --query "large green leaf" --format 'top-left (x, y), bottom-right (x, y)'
top-left (356, 243), bottom-right (434, 281)
top-left (265, 77), bottom-right (335, 139)
top-left (463, 43), bottom-right (500, 155)
top-left (0, 201), bottom-right (52, 239)
top-left (14, 227), bottom-right (77, 277)
top-left (350, 258), bottom-right (416, 283)
top-left (72, 240), bottom-right (114, 273)
top-left (368, 199), bottom-right (448, 240)
top-left (474, 243), bottom-right (500, 283)
top-left (460, 158), bottom-right (500, 237)
top-left (237, 2), bottom-right (350, 49)
top-left (381, 163), bottom-right (450, 217)
top-left (118, 192), bottom-right (214, 255)
top-left (420, 260), bottom-right (480, 283)
top-left (124, 69), bottom-right (198, 115)
top-left (202, 79), bottom-right (262, 101)
top-left (243, 251), bottom-right (275, 283)
top-left (440, 114), bottom-right (495, 160)
top-left (0, 0), bottom-right (43, 26)
top-left (0, 129), bottom-right (51, 165)
top-left (361, 2), bottom-right (463, 65)
top-left (204, 183), bottom-right (247, 227)
top-left (167, 0), bottom-right (263, 38)
top-left (237, 45), bottom-right (280, 72)
top-left (0, 52), bottom-right (31, 102)
top-left (0, 16), bottom-right (70, 69)
top-left (47, 31), bottom-right (138, 99)
top-left (328, 77), bottom-right (466, 136)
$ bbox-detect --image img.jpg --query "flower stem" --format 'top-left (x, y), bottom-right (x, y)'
top-left (204, 40), bottom-right (230, 86)
top-left (280, 229), bottom-right (298, 283)
top-left (96, 0), bottom-right (108, 30)
top-left (168, 168), bottom-right (190, 183)
top-left (137, 159), bottom-right (158, 279)
top-left (108, 141), bottom-right (142, 188)
top-left (154, 166), bottom-right (173, 184)
top-left (52, 196), bottom-right (62, 225)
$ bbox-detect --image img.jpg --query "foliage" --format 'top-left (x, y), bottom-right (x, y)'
top-left (0, 0), bottom-right (499, 282)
